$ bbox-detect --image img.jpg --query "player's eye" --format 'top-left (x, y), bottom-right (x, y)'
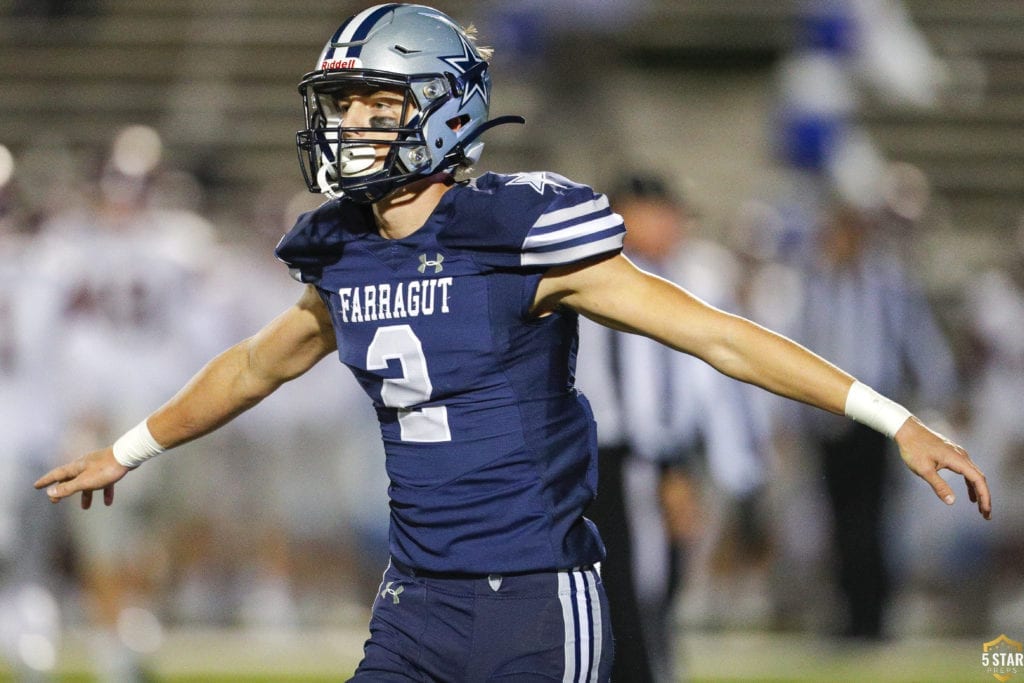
top-left (373, 98), bottom-right (402, 113)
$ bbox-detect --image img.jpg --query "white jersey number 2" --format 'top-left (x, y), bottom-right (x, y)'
top-left (366, 324), bottom-right (452, 443)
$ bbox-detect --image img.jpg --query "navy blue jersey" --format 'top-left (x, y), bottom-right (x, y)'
top-left (276, 171), bottom-right (625, 574)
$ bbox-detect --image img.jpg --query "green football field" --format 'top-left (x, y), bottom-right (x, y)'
top-left (0, 627), bottom-right (998, 682)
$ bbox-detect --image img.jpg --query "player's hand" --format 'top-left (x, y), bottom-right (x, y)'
top-left (34, 448), bottom-right (131, 509)
top-left (895, 417), bottom-right (991, 520)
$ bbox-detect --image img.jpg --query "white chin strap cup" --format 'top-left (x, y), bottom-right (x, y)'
top-left (316, 144), bottom-right (380, 198)
top-left (339, 145), bottom-right (378, 176)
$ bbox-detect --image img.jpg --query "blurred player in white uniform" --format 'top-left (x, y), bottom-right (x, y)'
top-left (34, 128), bottom-right (229, 681)
top-left (0, 149), bottom-right (66, 681)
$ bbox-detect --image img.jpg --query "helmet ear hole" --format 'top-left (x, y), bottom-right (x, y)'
top-left (446, 114), bottom-right (470, 131)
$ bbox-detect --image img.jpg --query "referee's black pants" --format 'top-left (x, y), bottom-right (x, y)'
top-left (819, 423), bottom-right (890, 639)
top-left (588, 445), bottom-right (657, 683)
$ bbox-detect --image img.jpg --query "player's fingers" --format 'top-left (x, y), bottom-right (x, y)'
top-left (44, 483), bottom-right (61, 503)
top-left (940, 457), bottom-right (991, 520)
top-left (44, 479), bottom-right (77, 503)
top-left (81, 489), bottom-right (93, 510)
top-left (966, 477), bottom-right (978, 503)
top-left (966, 468), bottom-right (991, 520)
top-left (104, 484), bottom-right (115, 507)
top-left (34, 472), bottom-right (55, 490)
top-left (920, 467), bottom-right (956, 506)
top-left (34, 463), bottom-right (79, 490)
top-left (962, 456), bottom-right (987, 509)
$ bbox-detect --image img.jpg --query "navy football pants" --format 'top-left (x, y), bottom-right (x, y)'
top-left (350, 560), bottom-right (613, 682)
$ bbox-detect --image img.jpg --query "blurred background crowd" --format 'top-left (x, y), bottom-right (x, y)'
top-left (1, 0), bottom-right (1022, 680)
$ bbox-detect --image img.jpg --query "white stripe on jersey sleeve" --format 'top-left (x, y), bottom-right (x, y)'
top-left (522, 213), bottom-right (623, 250)
top-left (521, 234), bottom-right (625, 268)
top-left (532, 195), bottom-right (610, 229)
top-left (520, 193), bottom-right (623, 267)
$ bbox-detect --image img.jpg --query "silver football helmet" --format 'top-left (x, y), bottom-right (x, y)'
top-left (296, 4), bottom-right (523, 203)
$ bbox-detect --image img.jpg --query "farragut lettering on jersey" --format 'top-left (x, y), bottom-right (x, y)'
top-left (338, 277), bottom-right (453, 323)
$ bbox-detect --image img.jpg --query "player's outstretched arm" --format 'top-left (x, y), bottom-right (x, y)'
top-left (535, 253), bottom-right (991, 519)
top-left (35, 285), bottom-right (337, 507)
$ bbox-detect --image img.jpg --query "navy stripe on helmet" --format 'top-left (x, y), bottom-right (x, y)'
top-left (323, 16), bottom-right (355, 61)
top-left (345, 4), bottom-right (401, 59)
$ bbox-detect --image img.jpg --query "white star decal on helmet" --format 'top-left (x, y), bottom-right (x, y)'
top-left (440, 32), bottom-right (489, 107)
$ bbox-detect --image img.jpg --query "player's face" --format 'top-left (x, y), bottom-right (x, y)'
top-left (318, 85), bottom-right (418, 176)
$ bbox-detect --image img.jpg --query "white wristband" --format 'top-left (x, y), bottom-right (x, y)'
top-left (844, 381), bottom-right (912, 439)
top-left (112, 420), bottom-right (166, 468)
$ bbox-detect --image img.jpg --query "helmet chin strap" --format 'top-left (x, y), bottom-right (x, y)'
top-left (316, 164), bottom-right (345, 199)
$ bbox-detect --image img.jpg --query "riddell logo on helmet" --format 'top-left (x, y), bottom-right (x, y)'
top-left (321, 57), bottom-right (360, 70)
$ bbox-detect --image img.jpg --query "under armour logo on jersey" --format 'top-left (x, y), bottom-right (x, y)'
top-left (418, 253), bottom-right (444, 274)
top-left (381, 581), bottom-right (405, 604)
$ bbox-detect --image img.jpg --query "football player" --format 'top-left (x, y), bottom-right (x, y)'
top-left (37, 4), bottom-right (990, 681)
